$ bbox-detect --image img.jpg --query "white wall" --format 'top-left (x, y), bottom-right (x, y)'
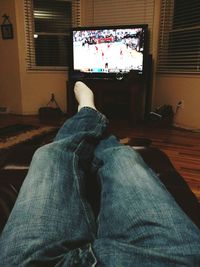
top-left (155, 74), bottom-right (200, 130)
top-left (15, 0), bottom-right (68, 115)
top-left (0, 0), bottom-right (68, 115)
top-left (153, 0), bottom-right (200, 130)
top-left (0, 0), bottom-right (22, 114)
top-left (0, 0), bottom-right (199, 130)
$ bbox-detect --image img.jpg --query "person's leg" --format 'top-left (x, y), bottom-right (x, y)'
top-left (0, 82), bottom-right (107, 266)
top-left (92, 135), bottom-right (200, 266)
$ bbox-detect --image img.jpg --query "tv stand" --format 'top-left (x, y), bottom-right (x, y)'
top-left (67, 75), bottom-right (145, 125)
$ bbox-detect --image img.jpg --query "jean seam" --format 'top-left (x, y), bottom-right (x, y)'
top-left (88, 244), bottom-right (98, 267)
top-left (71, 114), bottom-right (107, 240)
top-left (72, 151), bottom-right (96, 240)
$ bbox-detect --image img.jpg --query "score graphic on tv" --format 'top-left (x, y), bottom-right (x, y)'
top-left (71, 25), bottom-right (148, 79)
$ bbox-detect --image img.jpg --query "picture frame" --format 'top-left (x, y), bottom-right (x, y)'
top-left (1, 24), bottom-right (13, 39)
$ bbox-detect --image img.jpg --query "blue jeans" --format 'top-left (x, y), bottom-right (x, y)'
top-left (0, 107), bottom-right (200, 267)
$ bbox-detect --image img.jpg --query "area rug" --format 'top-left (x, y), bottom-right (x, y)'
top-left (0, 124), bottom-right (37, 139)
top-left (0, 124), bottom-right (57, 150)
top-left (0, 124), bottom-right (59, 169)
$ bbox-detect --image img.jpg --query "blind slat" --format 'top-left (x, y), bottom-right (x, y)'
top-left (25, 0), bottom-right (80, 70)
top-left (157, 0), bottom-right (200, 74)
top-left (83, 0), bottom-right (155, 54)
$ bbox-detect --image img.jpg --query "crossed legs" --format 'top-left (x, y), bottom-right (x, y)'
top-left (0, 82), bottom-right (107, 266)
top-left (0, 81), bottom-right (200, 267)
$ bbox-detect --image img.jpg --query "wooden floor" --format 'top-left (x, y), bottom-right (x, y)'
top-left (0, 114), bottom-right (200, 202)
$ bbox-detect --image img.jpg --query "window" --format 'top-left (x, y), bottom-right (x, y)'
top-left (157, 0), bottom-right (200, 74)
top-left (25, 0), bottom-right (80, 70)
top-left (84, 0), bottom-right (155, 53)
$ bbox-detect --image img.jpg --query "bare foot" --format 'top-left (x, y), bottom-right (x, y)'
top-left (74, 81), bottom-right (96, 111)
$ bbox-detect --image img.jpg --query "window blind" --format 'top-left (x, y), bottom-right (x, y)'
top-left (24, 0), bottom-right (81, 70)
top-left (157, 0), bottom-right (200, 74)
top-left (84, 0), bottom-right (155, 53)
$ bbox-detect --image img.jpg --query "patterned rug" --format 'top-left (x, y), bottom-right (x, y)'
top-left (0, 124), bottom-right (59, 168)
top-left (0, 124), bottom-right (57, 150)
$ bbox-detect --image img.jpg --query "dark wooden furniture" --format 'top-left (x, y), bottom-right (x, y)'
top-left (67, 75), bottom-right (145, 125)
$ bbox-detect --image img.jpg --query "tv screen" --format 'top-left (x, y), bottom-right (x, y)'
top-left (70, 25), bottom-right (148, 80)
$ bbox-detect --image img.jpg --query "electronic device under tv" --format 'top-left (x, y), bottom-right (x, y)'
top-left (70, 24), bottom-right (148, 80)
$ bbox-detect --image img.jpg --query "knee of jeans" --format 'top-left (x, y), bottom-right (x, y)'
top-left (32, 143), bottom-right (62, 164)
top-left (107, 146), bottom-right (141, 163)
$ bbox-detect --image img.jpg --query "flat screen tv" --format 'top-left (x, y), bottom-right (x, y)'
top-left (70, 24), bottom-right (148, 80)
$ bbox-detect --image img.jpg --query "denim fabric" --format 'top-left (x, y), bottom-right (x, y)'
top-left (0, 107), bottom-right (200, 267)
top-left (92, 136), bottom-right (200, 266)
